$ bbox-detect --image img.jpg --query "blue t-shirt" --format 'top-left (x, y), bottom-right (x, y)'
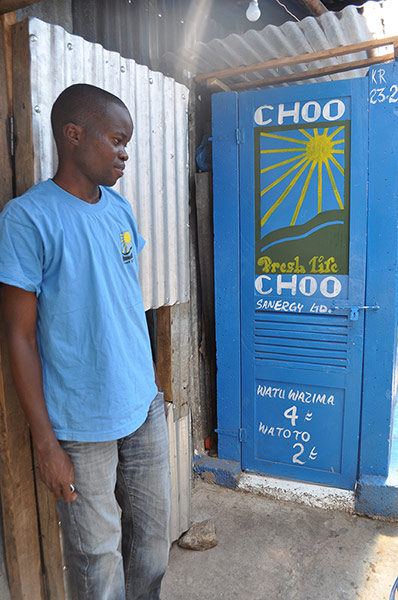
top-left (0, 179), bottom-right (158, 441)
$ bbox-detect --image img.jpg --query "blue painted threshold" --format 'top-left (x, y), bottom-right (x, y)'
top-left (196, 455), bottom-right (398, 520)
top-left (194, 456), bottom-right (241, 489)
top-left (355, 404), bottom-right (398, 520)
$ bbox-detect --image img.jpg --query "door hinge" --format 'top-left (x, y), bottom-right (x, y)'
top-left (235, 127), bottom-right (244, 145)
top-left (215, 427), bottom-right (247, 443)
top-left (8, 115), bottom-right (14, 157)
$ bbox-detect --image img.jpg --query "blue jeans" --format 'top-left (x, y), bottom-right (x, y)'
top-left (56, 392), bottom-right (170, 600)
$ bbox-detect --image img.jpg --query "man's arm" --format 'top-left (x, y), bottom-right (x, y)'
top-left (1, 284), bottom-right (77, 502)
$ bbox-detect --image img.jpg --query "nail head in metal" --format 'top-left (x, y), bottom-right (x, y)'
top-left (120, 65), bottom-right (126, 73)
top-left (34, 105), bottom-right (41, 113)
top-left (29, 34), bottom-right (38, 42)
top-left (67, 42), bottom-right (73, 50)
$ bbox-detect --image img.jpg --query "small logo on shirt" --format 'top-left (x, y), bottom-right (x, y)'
top-left (120, 231), bottom-right (133, 264)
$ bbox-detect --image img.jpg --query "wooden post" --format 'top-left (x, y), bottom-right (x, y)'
top-left (0, 16), bottom-right (65, 600)
top-left (195, 172), bottom-right (217, 440)
top-left (0, 14), bottom-right (46, 600)
top-left (11, 19), bottom-right (66, 600)
top-left (0, 13), bottom-right (14, 206)
top-left (12, 20), bottom-right (34, 196)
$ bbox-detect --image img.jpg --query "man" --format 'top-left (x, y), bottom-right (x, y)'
top-left (0, 84), bottom-right (170, 600)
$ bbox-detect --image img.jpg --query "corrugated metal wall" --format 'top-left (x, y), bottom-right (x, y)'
top-left (28, 16), bottom-right (190, 310)
top-left (167, 401), bottom-right (191, 541)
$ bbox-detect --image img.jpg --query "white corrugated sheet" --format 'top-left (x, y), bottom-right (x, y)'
top-left (167, 403), bottom-right (191, 542)
top-left (171, 0), bottom-right (398, 87)
top-left (28, 17), bottom-right (190, 310)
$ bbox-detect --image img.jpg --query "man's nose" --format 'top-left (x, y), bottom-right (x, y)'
top-left (119, 147), bottom-right (128, 161)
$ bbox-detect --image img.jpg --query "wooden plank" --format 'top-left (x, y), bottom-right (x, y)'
top-left (0, 0), bottom-right (40, 14)
top-left (0, 338), bottom-right (44, 600)
top-left (33, 470), bottom-right (65, 600)
top-left (196, 35), bottom-right (398, 83)
top-left (12, 19), bottom-right (66, 600)
top-left (185, 80), bottom-right (207, 452)
top-left (207, 78), bottom-right (231, 92)
top-left (12, 19), bottom-right (34, 197)
top-left (0, 14), bottom-right (14, 207)
top-left (0, 15), bottom-right (44, 600)
top-left (1, 12), bottom-right (15, 114)
top-left (194, 172), bottom-right (217, 444)
top-left (156, 306), bottom-right (173, 405)
top-left (229, 53), bottom-right (394, 91)
top-left (0, 355), bottom-right (24, 600)
top-left (195, 173), bottom-right (216, 365)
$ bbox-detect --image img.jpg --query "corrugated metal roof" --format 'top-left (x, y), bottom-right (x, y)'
top-left (166, 0), bottom-right (398, 87)
top-left (71, 0), bottom-right (309, 72)
top-left (28, 17), bottom-right (190, 311)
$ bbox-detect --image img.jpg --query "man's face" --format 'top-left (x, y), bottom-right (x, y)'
top-left (76, 103), bottom-right (133, 188)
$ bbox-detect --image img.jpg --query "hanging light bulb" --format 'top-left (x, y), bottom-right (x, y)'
top-left (246, 0), bottom-right (261, 22)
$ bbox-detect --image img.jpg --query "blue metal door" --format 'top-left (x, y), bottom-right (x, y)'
top-left (240, 79), bottom-right (368, 489)
top-left (213, 77), bottom-right (369, 490)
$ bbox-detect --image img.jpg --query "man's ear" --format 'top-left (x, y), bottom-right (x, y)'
top-left (63, 122), bottom-right (83, 146)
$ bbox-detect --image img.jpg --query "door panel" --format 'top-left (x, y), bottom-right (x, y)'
top-left (239, 79), bottom-right (368, 489)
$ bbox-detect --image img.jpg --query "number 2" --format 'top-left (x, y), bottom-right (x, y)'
top-left (389, 84), bottom-right (398, 103)
top-left (292, 443), bottom-right (305, 465)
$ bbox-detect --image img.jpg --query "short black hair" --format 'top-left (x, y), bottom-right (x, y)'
top-left (51, 83), bottom-right (130, 146)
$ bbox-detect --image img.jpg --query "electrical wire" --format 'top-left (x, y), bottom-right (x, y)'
top-left (274, 0), bottom-right (300, 21)
top-left (390, 576), bottom-right (398, 600)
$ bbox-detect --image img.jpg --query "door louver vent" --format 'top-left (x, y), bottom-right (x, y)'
top-left (254, 312), bottom-right (348, 371)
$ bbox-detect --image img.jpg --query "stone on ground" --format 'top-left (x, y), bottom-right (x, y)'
top-left (177, 519), bottom-right (218, 551)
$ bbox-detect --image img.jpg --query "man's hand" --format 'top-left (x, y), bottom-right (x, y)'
top-left (35, 440), bottom-right (77, 502)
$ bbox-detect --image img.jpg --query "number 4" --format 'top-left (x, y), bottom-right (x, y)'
top-left (284, 405), bottom-right (298, 426)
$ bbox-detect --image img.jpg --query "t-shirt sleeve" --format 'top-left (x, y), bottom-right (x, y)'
top-left (121, 193), bottom-right (146, 254)
top-left (136, 232), bottom-right (146, 255)
top-left (0, 215), bottom-right (44, 295)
